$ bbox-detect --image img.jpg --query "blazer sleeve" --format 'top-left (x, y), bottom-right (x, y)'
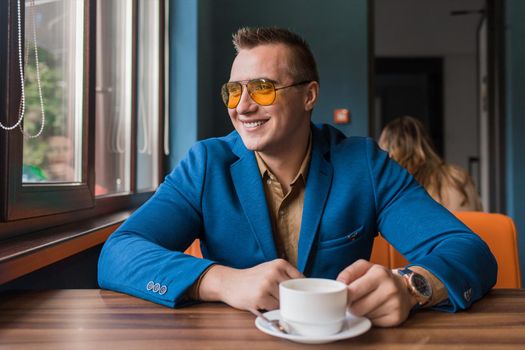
top-left (365, 139), bottom-right (497, 311)
top-left (98, 142), bottom-right (216, 307)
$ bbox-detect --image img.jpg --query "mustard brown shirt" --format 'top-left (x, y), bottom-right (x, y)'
top-left (254, 137), bottom-right (312, 268)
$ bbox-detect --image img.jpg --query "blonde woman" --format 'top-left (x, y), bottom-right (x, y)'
top-left (379, 116), bottom-right (482, 211)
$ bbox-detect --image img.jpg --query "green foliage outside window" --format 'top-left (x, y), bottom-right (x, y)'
top-left (22, 46), bottom-right (65, 173)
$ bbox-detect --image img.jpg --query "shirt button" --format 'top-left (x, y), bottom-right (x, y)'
top-left (153, 283), bottom-right (161, 293)
top-left (146, 281), bottom-right (155, 291)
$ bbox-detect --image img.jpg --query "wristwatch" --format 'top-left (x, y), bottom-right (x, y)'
top-left (397, 267), bottom-right (433, 308)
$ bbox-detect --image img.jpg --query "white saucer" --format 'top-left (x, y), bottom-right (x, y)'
top-left (254, 310), bottom-right (372, 344)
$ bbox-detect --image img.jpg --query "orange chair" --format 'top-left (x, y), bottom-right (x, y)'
top-left (372, 212), bottom-right (522, 288)
top-left (369, 232), bottom-right (391, 267)
top-left (185, 239), bottom-right (203, 258)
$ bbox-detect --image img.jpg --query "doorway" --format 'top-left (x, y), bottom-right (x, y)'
top-left (375, 57), bottom-right (443, 155)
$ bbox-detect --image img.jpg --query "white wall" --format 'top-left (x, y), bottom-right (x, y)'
top-left (375, 0), bottom-right (483, 171)
top-left (444, 54), bottom-right (479, 169)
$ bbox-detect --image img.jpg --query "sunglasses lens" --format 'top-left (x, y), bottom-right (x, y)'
top-left (221, 80), bottom-right (277, 108)
top-left (222, 82), bottom-right (242, 108)
top-left (248, 80), bottom-right (275, 106)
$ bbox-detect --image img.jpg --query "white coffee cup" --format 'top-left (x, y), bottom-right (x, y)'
top-left (279, 278), bottom-right (348, 336)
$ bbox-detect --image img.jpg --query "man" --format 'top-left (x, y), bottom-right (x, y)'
top-left (98, 27), bottom-right (497, 327)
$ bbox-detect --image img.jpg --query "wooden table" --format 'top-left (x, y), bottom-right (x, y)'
top-left (0, 289), bottom-right (524, 349)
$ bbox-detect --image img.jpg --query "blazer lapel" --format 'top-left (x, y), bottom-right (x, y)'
top-left (230, 137), bottom-right (277, 261)
top-left (297, 129), bottom-right (333, 273)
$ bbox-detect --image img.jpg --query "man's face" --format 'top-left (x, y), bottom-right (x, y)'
top-left (227, 44), bottom-right (314, 156)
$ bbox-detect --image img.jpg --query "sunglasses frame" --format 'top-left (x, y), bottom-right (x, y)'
top-left (221, 78), bottom-right (310, 109)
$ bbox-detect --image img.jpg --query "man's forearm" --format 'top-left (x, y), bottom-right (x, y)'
top-left (196, 264), bottom-right (231, 302)
top-left (186, 264), bottom-right (218, 301)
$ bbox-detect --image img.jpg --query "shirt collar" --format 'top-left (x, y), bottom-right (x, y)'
top-left (254, 133), bottom-right (312, 185)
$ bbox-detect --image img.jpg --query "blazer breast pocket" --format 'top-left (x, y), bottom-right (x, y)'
top-left (317, 226), bottom-right (365, 250)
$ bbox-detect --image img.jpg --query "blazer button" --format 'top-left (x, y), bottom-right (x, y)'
top-left (146, 281), bottom-right (155, 291)
top-left (463, 288), bottom-right (472, 302)
top-left (153, 283), bottom-right (161, 293)
top-left (159, 285), bottom-right (168, 295)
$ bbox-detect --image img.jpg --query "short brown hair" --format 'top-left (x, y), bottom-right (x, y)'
top-left (232, 27), bottom-right (319, 83)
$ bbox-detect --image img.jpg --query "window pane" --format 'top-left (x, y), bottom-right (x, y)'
top-left (137, 0), bottom-right (160, 191)
top-left (95, 0), bottom-right (133, 196)
top-left (22, 0), bottom-right (84, 183)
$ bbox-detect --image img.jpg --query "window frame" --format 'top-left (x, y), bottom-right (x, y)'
top-left (0, 0), bottom-right (167, 240)
top-left (1, 0), bottom-right (96, 222)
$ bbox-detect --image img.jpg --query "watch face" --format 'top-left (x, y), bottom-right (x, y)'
top-left (411, 274), bottom-right (432, 298)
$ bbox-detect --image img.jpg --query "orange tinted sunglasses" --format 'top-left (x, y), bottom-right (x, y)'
top-left (221, 78), bottom-right (309, 109)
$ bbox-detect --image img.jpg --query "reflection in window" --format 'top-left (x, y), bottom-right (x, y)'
top-left (95, 0), bottom-right (133, 196)
top-left (137, 0), bottom-right (160, 191)
top-left (22, 0), bottom-right (84, 183)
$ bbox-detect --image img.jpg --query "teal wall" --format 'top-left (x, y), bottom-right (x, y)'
top-left (169, 0), bottom-right (199, 166)
top-left (505, 0), bottom-right (525, 283)
top-left (169, 0), bottom-right (369, 166)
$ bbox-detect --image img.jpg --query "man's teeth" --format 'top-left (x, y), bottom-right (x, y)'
top-left (244, 120), bottom-right (267, 128)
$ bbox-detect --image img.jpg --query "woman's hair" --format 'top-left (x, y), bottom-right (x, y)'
top-left (379, 116), bottom-right (471, 206)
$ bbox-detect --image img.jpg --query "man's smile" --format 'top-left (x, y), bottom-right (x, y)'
top-left (240, 119), bottom-right (269, 129)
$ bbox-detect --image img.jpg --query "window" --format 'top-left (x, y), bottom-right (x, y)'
top-left (136, 0), bottom-right (161, 192)
top-left (0, 0), bottom-right (166, 238)
top-left (95, 0), bottom-right (133, 196)
top-left (95, 0), bottom-right (162, 196)
top-left (22, 0), bottom-right (85, 184)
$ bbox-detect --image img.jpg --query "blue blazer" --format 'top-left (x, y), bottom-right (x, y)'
top-left (98, 124), bottom-right (497, 310)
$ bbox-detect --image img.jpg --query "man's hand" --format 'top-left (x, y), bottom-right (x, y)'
top-left (336, 259), bottom-right (417, 327)
top-left (198, 259), bottom-right (304, 311)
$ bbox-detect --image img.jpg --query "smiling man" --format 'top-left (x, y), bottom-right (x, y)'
top-left (98, 27), bottom-right (497, 327)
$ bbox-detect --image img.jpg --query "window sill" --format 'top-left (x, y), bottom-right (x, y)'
top-left (0, 210), bottom-right (133, 285)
